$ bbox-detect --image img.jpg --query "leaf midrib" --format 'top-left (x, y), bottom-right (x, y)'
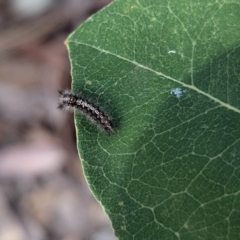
top-left (68, 40), bottom-right (240, 115)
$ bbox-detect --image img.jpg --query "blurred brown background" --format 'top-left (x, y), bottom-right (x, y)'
top-left (0, 0), bottom-right (116, 240)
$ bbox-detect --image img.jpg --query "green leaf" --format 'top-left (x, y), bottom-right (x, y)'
top-left (67, 0), bottom-right (240, 239)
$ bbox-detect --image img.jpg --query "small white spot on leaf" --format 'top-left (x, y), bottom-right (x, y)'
top-left (118, 201), bottom-right (124, 206)
top-left (168, 50), bottom-right (176, 54)
top-left (86, 80), bottom-right (92, 85)
top-left (170, 88), bottom-right (186, 99)
top-left (121, 226), bottom-right (126, 230)
top-left (183, 222), bottom-right (189, 229)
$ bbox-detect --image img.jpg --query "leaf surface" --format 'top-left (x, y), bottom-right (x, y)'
top-left (67, 0), bottom-right (240, 239)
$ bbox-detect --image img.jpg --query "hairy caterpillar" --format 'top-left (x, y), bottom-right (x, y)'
top-left (58, 90), bottom-right (113, 132)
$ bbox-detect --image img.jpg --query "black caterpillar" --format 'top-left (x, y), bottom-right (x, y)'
top-left (58, 90), bottom-right (113, 132)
